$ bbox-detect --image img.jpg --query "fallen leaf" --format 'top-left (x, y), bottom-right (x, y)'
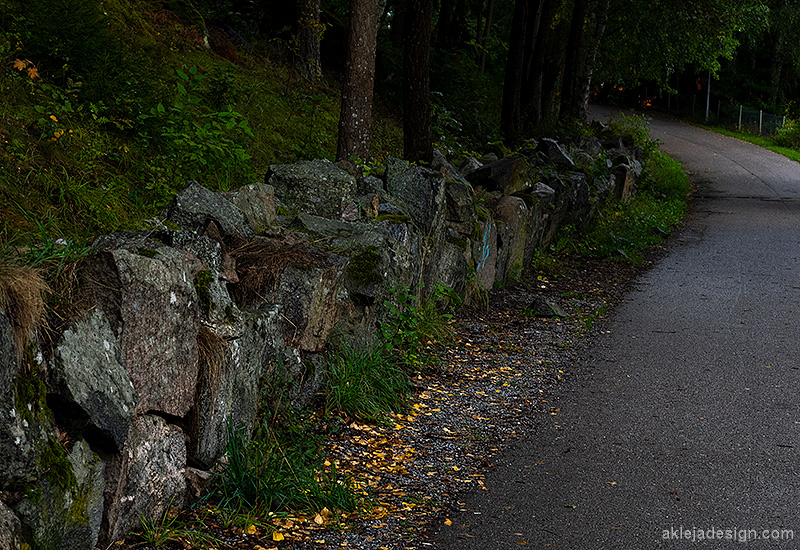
top-left (245, 524), bottom-right (257, 535)
top-left (272, 531), bottom-right (285, 541)
top-left (444, 518), bottom-right (453, 526)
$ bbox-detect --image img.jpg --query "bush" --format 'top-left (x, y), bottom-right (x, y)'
top-left (774, 118), bottom-right (800, 148)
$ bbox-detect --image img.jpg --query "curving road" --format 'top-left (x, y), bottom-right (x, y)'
top-left (434, 112), bottom-right (800, 548)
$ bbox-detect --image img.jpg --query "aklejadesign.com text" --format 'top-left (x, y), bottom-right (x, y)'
top-left (663, 526), bottom-right (794, 543)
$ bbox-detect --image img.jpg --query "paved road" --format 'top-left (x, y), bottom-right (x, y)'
top-left (433, 114), bottom-right (800, 548)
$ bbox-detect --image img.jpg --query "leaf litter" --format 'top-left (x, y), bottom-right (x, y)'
top-left (120, 255), bottom-right (653, 550)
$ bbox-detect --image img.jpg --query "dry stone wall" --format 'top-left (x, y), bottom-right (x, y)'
top-left (0, 130), bottom-right (643, 550)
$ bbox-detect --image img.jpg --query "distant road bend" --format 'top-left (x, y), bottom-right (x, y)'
top-left (435, 109), bottom-right (800, 548)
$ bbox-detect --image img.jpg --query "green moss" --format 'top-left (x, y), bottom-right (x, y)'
top-left (194, 270), bottom-right (216, 316)
top-left (446, 234), bottom-right (469, 251)
top-left (137, 247), bottom-right (158, 258)
top-left (472, 221), bottom-right (483, 241)
top-left (347, 249), bottom-right (382, 287)
top-left (14, 365), bottom-right (48, 424)
top-left (374, 214), bottom-right (413, 224)
top-left (476, 206), bottom-right (489, 222)
top-left (40, 437), bottom-right (77, 492)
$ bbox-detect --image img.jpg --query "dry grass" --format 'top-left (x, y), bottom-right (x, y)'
top-left (228, 237), bottom-right (323, 307)
top-left (0, 262), bottom-right (49, 361)
top-left (197, 325), bottom-right (228, 402)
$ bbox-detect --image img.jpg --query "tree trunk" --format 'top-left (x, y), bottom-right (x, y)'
top-left (403, 0), bottom-right (434, 162)
top-left (295, 0), bottom-right (322, 81)
top-left (560, 0), bottom-right (589, 121)
top-left (768, 29), bottom-right (785, 107)
top-left (500, 0), bottom-right (532, 145)
top-left (336, 0), bottom-right (380, 166)
top-left (478, 0), bottom-right (494, 73)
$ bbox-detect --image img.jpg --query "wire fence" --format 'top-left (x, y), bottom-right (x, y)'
top-left (657, 93), bottom-right (786, 136)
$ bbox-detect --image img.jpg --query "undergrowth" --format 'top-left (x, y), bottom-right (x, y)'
top-left (547, 113), bottom-right (690, 265)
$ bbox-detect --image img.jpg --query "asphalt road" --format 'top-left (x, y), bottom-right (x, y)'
top-left (433, 113), bottom-right (800, 548)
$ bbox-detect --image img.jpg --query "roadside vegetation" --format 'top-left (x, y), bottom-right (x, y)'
top-left (0, 1), bottom-right (698, 547)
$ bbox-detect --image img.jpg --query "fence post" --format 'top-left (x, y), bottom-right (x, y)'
top-left (738, 105), bottom-right (742, 131)
top-left (759, 110), bottom-right (763, 134)
top-left (717, 100), bottom-right (721, 121)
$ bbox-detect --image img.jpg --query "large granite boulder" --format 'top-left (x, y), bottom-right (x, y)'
top-left (99, 414), bottom-right (186, 546)
top-left (164, 181), bottom-right (254, 238)
top-left (228, 182), bottom-right (281, 235)
top-left (0, 501), bottom-right (23, 550)
top-left (471, 217), bottom-right (498, 292)
top-left (86, 235), bottom-right (202, 418)
top-left (230, 235), bottom-right (349, 352)
top-left (267, 159), bottom-right (357, 219)
top-left (12, 439), bottom-right (104, 550)
top-left (188, 307), bottom-right (286, 468)
top-left (51, 308), bottom-right (137, 452)
top-left (493, 196), bottom-right (529, 286)
top-left (465, 157), bottom-right (533, 196)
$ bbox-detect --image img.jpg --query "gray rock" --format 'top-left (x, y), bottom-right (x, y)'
top-left (188, 308), bottom-right (285, 468)
top-left (0, 501), bottom-right (23, 550)
top-left (229, 183), bottom-right (280, 235)
top-left (493, 196), bottom-right (529, 286)
top-left (274, 255), bottom-right (349, 352)
top-left (465, 157), bottom-right (533, 196)
top-left (100, 414), bottom-right (186, 546)
top-left (61, 440), bottom-right (105, 550)
top-left (84, 240), bottom-right (201, 418)
top-left (268, 159), bottom-right (357, 219)
top-left (51, 309), bottom-right (137, 451)
top-left (12, 440), bottom-right (104, 550)
top-left (444, 179), bottom-right (478, 234)
top-left (536, 138), bottom-right (575, 169)
top-left (527, 296), bottom-right (568, 318)
top-left (164, 181), bottom-right (254, 238)
top-left (471, 218), bottom-right (498, 292)
top-left (0, 317), bottom-right (56, 491)
top-left (385, 158), bottom-right (447, 236)
top-left (459, 156), bottom-right (483, 178)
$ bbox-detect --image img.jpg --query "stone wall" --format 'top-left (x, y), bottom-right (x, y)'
top-left (0, 130), bottom-right (642, 550)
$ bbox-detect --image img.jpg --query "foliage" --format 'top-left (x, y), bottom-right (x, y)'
top-left (138, 65), bottom-right (255, 203)
top-left (773, 118), bottom-right (800, 148)
top-left (597, 0), bottom-right (769, 87)
top-left (380, 285), bottom-right (455, 372)
top-left (136, 499), bottom-right (220, 548)
top-left (325, 343), bottom-right (409, 422)
top-left (212, 408), bottom-right (359, 515)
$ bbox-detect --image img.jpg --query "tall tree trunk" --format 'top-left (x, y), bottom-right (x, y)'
top-left (403, 0), bottom-right (434, 162)
top-left (574, 0), bottom-right (609, 122)
top-left (478, 0), bottom-right (494, 73)
top-left (336, 0), bottom-right (380, 166)
top-left (295, 0), bottom-right (322, 81)
top-left (769, 29), bottom-right (785, 107)
top-left (500, 0), bottom-right (532, 145)
top-left (560, 0), bottom-right (589, 122)
top-left (521, 0), bottom-right (553, 132)
top-left (560, 0), bottom-right (609, 123)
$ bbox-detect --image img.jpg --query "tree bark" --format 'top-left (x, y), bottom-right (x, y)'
top-left (478, 0), bottom-right (494, 73)
top-left (295, 0), bottom-right (322, 81)
top-left (500, 0), bottom-right (532, 145)
top-left (336, 0), bottom-right (380, 166)
top-left (403, 0), bottom-right (434, 162)
top-left (560, 0), bottom-right (589, 121)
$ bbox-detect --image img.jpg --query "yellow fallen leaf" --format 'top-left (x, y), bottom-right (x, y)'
top-left (272, 532), bottom-right (285, 541)
top-left (245, 524), bottom-right (257, 535)
top-left (314, 513), bottom-right (324, 525)
top-left (444, 518), bottom-right (453, 526)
